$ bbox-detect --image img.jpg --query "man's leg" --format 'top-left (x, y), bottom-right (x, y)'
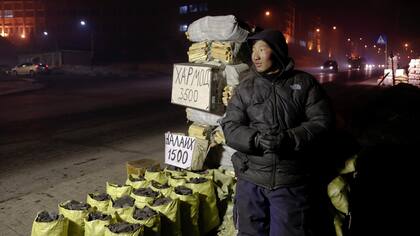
top-left (268, 184), bottom-right (313, 236)
top-left (235, 179), bottom-right (270, 236)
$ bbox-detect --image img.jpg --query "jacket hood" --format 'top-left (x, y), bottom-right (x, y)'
top-left (248, 29), bottom-right (293, 74)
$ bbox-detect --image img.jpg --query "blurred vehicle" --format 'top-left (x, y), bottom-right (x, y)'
top-left (0, 64), bottom-right (10, 75)
top-left (347, 57), bottom-right (366, 71)
top-left (11, 63), bottom-right (49, 76)
top-left (320, 60), bottom-right (339, 73)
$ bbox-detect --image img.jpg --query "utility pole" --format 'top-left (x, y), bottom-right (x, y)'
top-left (90, 31), bottom-right (94, 67)
top-left (390, 51), bottom-right (395, 86)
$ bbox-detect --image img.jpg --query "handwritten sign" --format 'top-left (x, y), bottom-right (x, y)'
top-left (164, 132), bottom-right (196, 169)
top-left (171, 63), bottom-right (215, 111)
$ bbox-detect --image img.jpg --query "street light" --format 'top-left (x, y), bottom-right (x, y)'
top-left (333, 26), bottom-right (337, 30)
top-left (265, 11), bottom-right (270, 16)
top-left (316, 28), bottom-right (320, 32)
top-left (79, 19), bottom-right (94, 66)
top-left (43, 31), bottom-right (48, 36)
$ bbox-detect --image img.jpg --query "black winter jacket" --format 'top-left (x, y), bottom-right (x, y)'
top-left (221, 60), bottom-right (334, 189)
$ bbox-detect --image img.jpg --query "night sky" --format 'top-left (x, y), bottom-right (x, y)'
top-left (307, 0), bottom-right (419, 47)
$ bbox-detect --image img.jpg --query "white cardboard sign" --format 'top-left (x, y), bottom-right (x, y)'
top-left (164, 132), bottom-right (196, 169)
top-left (171, 63), bottom-right (214, 111)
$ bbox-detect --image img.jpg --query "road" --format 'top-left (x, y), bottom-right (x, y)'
top-left (0, 67), bottom-right (382, 235)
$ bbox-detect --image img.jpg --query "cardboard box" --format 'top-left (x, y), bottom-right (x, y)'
top-left (126, 159), bottom-right (160, 176)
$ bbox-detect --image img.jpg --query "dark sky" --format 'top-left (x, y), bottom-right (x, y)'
top-left (301, 0), bottom-right (419, 49)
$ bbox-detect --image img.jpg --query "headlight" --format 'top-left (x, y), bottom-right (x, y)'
top-left (320, 66), bottom-right (324, 69)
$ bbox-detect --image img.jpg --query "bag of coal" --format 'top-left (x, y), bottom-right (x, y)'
top-left (31, 211), bottom-right (68, 236)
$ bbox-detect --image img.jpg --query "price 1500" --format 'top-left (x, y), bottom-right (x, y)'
top-left (167, 149), bottom-right (189, 164)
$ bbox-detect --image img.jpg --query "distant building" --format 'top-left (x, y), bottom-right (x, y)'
top-left (0, 0), bottom-right (46, 44)
top-left (174, 0), bottom-right (296, 40)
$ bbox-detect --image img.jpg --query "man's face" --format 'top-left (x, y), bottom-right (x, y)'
top-left (252, 40), bottom-right (273, 72)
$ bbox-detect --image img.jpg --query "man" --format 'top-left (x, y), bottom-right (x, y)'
top-left (221, 29), bottom-right (335, 236)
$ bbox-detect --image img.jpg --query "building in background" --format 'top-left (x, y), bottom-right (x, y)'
top-left (0, 0), bottom-right (332, 66)
top-left (0, 0), bottom-right (46, 44)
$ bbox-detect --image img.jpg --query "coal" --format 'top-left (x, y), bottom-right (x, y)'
top-left (166, 165), bottom-right (183, 171)
top-left (133, 206), bottom-right (158, 220)
top-left (151, 180), bottom-right (170, 189)
top-left (35, 211), bottom-right (59, 222)
top-left (107, 222), bottom-right (141, 233)
top-left (62, 200), bottom-right (90, 210)
top-left (89, 193), bottom-right (110, 201)
top-left (188, 177), bottom-right (208, 184)
top-left (147, 166), bottom-right (161, 172)
top-left (174, 186), bottom-right (193, 195)
top-left (133, 187), bottom-right (159, 198)
top-left (152, 197), bottom-right (172, 206)
top-left (129, 175), bottom-right (146, 181)
top-left (87, 212), bottom-right (111, 221)
top-left (113, 196), bottom-right (135, 208)
top-left (191, 170), bottom-right (209, 175)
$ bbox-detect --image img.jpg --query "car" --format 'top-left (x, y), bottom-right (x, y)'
top-left (11, 62), bottom-right (49, 76)
top-left (0, 64), bottom-right (10, 75)
top-left (320, 60), bottom-right (339, 73)
top-left (347, 57), bottom-right (366, 71)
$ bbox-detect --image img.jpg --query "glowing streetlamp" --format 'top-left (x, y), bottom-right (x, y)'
top-left (79, 19), bottom-right (94, 66)
top-left (316, 28), bottom-right (320, 33)
top-left (43, 31), bottom-right (48, 36)
top-left (347, 38), bottom-right (351, 42)
top-left (265, 11), bottom-right (270, 16)
top-left (333, 26), bottom-right (337, 30)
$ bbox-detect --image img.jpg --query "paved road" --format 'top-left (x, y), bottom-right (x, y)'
top-left (0, 68), bottom-right (382, 235)
top-left (0, 71), bottom-right (187, 235)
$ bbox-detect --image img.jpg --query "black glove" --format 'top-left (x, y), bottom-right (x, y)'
top-left (254, 132), bottom-right (289, 151)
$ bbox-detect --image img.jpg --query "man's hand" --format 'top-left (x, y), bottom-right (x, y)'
top-left (254, 132), bottom-right (289, 151)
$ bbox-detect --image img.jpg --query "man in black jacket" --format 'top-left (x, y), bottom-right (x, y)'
top-left (221, 29), bottom-right (334, 236)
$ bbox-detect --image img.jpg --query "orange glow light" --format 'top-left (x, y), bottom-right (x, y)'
top-left (333, 26), bottom-right (337, 30)
top-left (265, 11), bottom-right (270, 16)
top-left (316, 28), bottom-right (320, 32)
top-left (21, 34), bottom-right (26, 39)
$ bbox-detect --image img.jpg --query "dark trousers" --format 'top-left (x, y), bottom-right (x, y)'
top-left (234, 179), bottom-right (315, 236)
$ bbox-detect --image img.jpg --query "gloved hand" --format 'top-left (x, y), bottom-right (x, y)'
top-left (254, 132), bottom-right (289, 151)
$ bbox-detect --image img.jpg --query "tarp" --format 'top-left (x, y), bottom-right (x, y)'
top-left (187, 15), bottom-right (249, 43)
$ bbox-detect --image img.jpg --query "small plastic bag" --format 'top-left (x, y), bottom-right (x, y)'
top-left (58, 200), bottom-right (91, 236)
top-left (106, 182), bottom-right (132, 200)
top-left (31, 211), bottom-right (68, 236)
